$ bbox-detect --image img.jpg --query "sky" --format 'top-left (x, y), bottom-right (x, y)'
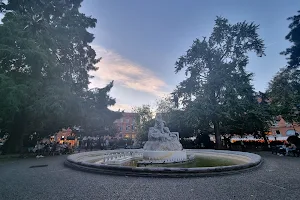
top-left (80, 0), bottom-right (300, 112)
top-left (2, 1), bottom-right (300, 112)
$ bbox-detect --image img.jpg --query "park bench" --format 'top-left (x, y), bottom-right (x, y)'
top-left (271, 145), bottom-right (300, 157)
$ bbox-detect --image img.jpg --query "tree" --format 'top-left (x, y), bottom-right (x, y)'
top-left (156, 97), bottom-right (195, 138)
top-left (133, 105), bottom-right (153, 142)
top-left (268, 68), bottom-right (300, 122)
top-left (0, 0), bottom-right (120, 153)
top-left (0, 74), bottom-right (28, 136)
top-left (156, 97), bottom-right (174, 119)
top-left (268, 10), bottom-right (300, 123)
top-left (228, 92), bottom-right (272, 143)
top-left (174, 17), bottom-right (265, 149)
top-left (281, 10), bottom-right (300, 69)
top-left (195, 133), bottom-right (213, 148)
top-left (80, 81), bottom-right (122, 136)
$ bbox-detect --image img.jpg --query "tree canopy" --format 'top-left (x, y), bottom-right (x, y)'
top-left (174, 17), bottom-right (266, 148)
top-left (281, 10), bottom-right (300, 69)
top-left (268, 10), bottom-right (300, 123)
top-left (0, 0), bottom-right (121, 153)
top-left (133, 105), bottom-right (153, 142)
top-left (156, 97), bottom-right (195, 138)
top-left (268, 69), bottom-right (300, 122)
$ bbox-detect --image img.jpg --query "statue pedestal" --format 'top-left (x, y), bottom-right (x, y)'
top-left (142, 150), bottom-right (187, 163)
top-left (143, 140), bottom-right (183, 151)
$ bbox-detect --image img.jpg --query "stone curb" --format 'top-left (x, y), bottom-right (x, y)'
top-left (64, 150), bottom-right (262, 178)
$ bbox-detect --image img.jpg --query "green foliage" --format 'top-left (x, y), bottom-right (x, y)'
top-left (268, 68), bottom-right (300, 122)
top-left (195, 133), bottom-right (213, 148)
top-left (0, 0), bottom-right (120, 153)
top-left (174, 17), bottom-right (265, 148)
top-left (0, 74), bottom-right (28, 131)
top-left (133, 105), bottom-right (153, 141)
top-left (281, 10), bottom-right (300, 69)
top-left (269, 10), bottom-right (300, 123)
top-left (223, 94), bottom-right (272, 140)
top-left (156, 97), bottom-right (195, 138)
top-left (80, 82), bottom-right (122, 136)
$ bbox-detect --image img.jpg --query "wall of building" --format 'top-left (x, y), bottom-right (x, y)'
top-left (269, 117), bottom-right (300, 136)
top-left (114, 113), bottom-right (137, 139)
top-left (52, 128), bottom-right (77, 146)
top-left (269, 116), bottom-right (300, 136)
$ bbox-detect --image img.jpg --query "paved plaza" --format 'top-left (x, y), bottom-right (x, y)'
top-left (0, 152), bottom-right (300, 200)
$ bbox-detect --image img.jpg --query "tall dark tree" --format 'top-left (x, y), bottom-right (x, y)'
top-left (156, 97), bottom-right (195, 138)
top-left (133, 105), bottom-right (153, 142)
top-left (174, 17), bottom-right (265, 149)
top-left (268, 68), bottom-right (300, 122)
top-left (281, 10), bottom-right (300, 69)
top-left (0, 75), bottom-right (27, 134)
top-left (0, 0), bottom-right (120, 153)
top-left (81, 81), bottom-right (122, 136)
top-left (268, 10), bottom-right (300, 123)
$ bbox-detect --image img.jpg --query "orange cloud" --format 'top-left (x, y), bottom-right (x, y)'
top-left (109, 103), bottom-right (133, 112)
top-left (89, 45), bottom-right (169, 97)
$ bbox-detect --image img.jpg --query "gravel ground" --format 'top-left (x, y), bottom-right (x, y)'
top-left (0, 152), bottom-right (300, 200)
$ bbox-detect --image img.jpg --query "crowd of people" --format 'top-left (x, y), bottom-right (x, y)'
top-left (29, 142), bottom-right (74, 158)
top-left (26, 135), bottom-right (299, 158)
top-left (276, 141), bottom-right (298, 156)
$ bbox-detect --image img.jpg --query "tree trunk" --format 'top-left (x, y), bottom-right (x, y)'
top-left (213, 120), bottom-right (222, 149)
top-left (3, 131), bottom-right (21, 154)
top-left (261, 131), bottom-right (269, 150)
top-left (262, 133), bottom-right (268, 144)
top-left (3, 112), bottom-right (26, 154)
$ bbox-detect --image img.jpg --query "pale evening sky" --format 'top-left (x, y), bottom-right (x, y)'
top-left (2, 1), bottom-right (300, 112)
top-left (80, 0), bottom-right (300, 112)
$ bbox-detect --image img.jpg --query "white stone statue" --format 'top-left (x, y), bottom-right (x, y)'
top-left (143, 114), bottom-right (183, 151)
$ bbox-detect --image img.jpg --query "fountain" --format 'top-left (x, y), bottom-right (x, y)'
top-left (140, 114), bottom-right (187, 164)
top-left (65, 114), bottom-right (262, 177)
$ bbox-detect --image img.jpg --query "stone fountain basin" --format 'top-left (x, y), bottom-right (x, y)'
top-left (64, 149), bottom-right (262, 178)
top-left (142, 150), bottom-right (187, 164)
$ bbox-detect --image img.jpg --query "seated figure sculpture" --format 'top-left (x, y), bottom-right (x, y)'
top-left (143, 114), bottom-right (183, 151)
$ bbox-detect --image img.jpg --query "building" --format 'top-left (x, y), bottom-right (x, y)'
top-left (269, 116), bottom-right (300, 137)
top-left (255, 92), bottom-right (300, 137)
top-left (230, 115), bottom-right (300, 143)
top-left (51, 128), bottom-right (77, 146)
top-left (114, 113), bottom-right (137, 139)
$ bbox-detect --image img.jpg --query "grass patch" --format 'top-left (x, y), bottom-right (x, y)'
top-left (120, 156), bottom-right (242, 168)
top-left (148, 156), bottom-right (241, 168)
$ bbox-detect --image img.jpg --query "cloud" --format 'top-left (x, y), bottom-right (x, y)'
top-left (89, 45), bottom-right (169, 97)
top-left (109, 103), bottom-right (133, 112)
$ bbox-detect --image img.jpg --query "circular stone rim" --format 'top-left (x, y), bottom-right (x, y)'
top-left (64, 149), bottom-right (262, 177)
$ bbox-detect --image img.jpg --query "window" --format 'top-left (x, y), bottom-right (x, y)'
top-left (119, 126), bottom-right (122, 131)
top-left (286, 129), bottom-right (296, 136)
top-left (126, 125), bottom-right (131, 132)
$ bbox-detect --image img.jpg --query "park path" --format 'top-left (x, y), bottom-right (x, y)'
top-left (0, 152), bottom-right (300, 200)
